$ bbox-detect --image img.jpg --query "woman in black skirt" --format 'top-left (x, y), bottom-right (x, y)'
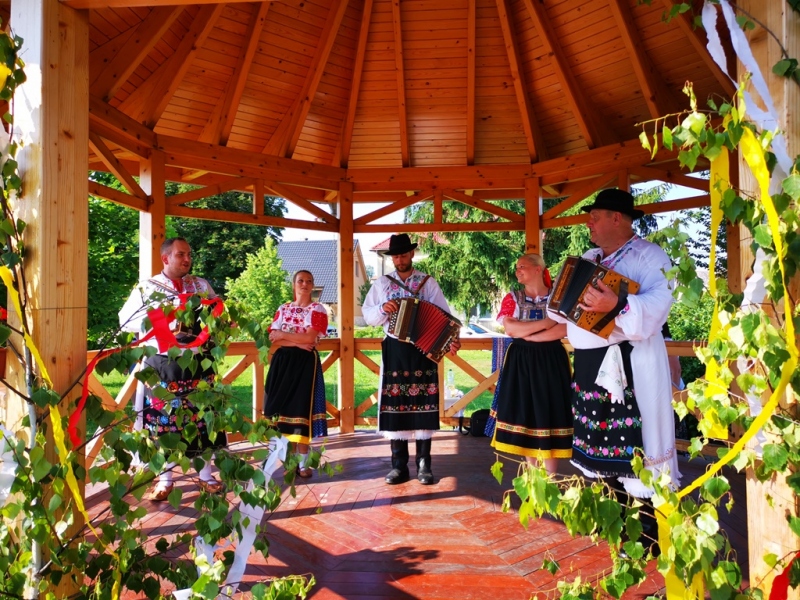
top-left (489, 253), bottom-right (573, 475)
top-left (263, 270), bottom-right (329, 477)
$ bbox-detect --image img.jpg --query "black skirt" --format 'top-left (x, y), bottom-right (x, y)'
top-left (490, 339), bottom-right (573, 459)
top-left (378, 337), bottom-right (441, 432)
top-left (263, 347), bottom-right (327, 444)
top-left (571, 342), bottom-right (643, 478)
top-left (143, 353), bottom-right (227, 457)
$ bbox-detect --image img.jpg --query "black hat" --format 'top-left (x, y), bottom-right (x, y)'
top-left (384, 233), bottom-right (418, 256)
top-left (582, 189), bottom-right (645, 219)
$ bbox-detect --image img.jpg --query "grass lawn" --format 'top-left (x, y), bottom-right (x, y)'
top-left (96, 349), bottom-right (496, 421)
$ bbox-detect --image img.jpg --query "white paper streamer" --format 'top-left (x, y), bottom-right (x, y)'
top-left (172, 436), bottom-right (290, 600)
top-left (0, 424), bottom-right (18, 508)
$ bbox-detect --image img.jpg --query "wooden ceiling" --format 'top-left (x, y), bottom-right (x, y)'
top-left (75, 0), bottom-right (734, 185)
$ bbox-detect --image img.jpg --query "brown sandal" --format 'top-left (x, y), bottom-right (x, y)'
top-left (149, 482), bottom-right (174, 502)
top-left (198, 478), bottom-right (224, 494)
top-left (295, 465), bottom-right (313, 479)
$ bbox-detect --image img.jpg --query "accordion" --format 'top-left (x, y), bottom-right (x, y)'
top-left (547, 256), bottom-right (640, 339)
top-left (387, 297), bottom-right (462, 362)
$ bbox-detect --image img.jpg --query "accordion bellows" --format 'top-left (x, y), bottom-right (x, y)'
top-left (547, 256), bottom-right (640, 339)
top-left (388, 297), bottom-right (462, 362)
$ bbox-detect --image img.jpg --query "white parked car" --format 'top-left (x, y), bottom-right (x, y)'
top-left (459, 322), bottom-right (503, 337)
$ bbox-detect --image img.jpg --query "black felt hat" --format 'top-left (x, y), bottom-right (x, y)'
top-left (384, 233), bottom-right (418, 255)
top-left (582, 189), bottom-right (645, 219)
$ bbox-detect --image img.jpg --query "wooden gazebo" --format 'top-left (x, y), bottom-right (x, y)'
top-left (8, 0), bottom-right (797, 594)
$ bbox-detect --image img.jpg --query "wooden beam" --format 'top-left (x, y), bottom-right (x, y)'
top-left (88, 131), bottom-right (148, 200)
top-left (89, 117), bottom-right (152, 159)
top-left (63, 0), bottom-right (269, 6)
top-left (521, 0), bottom-right (611, 148)
top-left (338, 0), bottom-right (373, 168)
top-left (337, 181), bottom-right (356, 433)
top-left (442, 189), bottom-right (524, 222)
top-left (629, 165), bottom-right (710, 192)
top-left (433, 189), bottom-right (443, 224)
top-left (391, 0), bottom-right (410, 166)
top-left (88, 179), bottom-right (149, 212)
top-left (544, 194), bottom-right (710, 229)
top-left (263, 0), bottom-right (349, 158)
top-left (607, 0), bottom-right (674, 120)
top-left (139, 151), bottom-right (167, 278)
top-left (168, 205), bottom-right (338, 232)
top-left (263, 180), bottom-right (339, 225)
top-left (91, 6), bottom-right (183, 101)
top-left (158, 134), bottom-right (344, 189)
top-left (661, 0), bottom-right (736, 99)
top-left (89, 95), bottom-right (157, 150)
top-left (353, 191), bottom-right (433, 227)
top-left (117, 4), bottom-right (224, 127)
top-left (524, 178), bottom-right (541, 254)
top-left (252, 180), bottom-right (265, 216)
top-left (166, 177), bottom-right (255, 207)
top-left (466, 0), bottom-right (476, 166)
top-left (357, 221), bottom-right (520, 234)
top-left (199, 2), bottom-right (270, 146)
top-left (541, 173), bottom-right (616, 220)
top-left (495, 0), bottom-right (546, 162)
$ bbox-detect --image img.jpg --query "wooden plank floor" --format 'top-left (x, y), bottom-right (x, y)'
top-left (86, 431), bottom-right (748, 599)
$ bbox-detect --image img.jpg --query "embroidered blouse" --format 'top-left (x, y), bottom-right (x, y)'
top-left (270, 302), bottom-right (328, 336)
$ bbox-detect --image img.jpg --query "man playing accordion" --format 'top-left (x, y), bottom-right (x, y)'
top-left (363, 233), bottom-right (461, 485)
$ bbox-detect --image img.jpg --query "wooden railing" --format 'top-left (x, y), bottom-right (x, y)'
top-left (84, 338), bottom-right (705, 471)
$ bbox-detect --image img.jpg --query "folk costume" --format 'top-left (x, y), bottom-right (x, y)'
top-left (551, 235), bottom-right (679, 499)
top-left (263, 302), bottom-right (329, 444)
top-left (119, 273), bottom-right (227, 457)
top-left (362, 233), bottom-right (454, 485)
top-left (489, 291), bottom-right (573, 460)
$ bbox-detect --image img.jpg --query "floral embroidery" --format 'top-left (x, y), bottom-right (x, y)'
top-left (572, 382), bottom-right (634, 404)
top-left (573, 436), bottom-right (641, 459)
top-left (572, 406), bottom-right (641, 431)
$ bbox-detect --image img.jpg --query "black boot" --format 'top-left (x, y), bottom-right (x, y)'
top-left (415, 439), bottom-right (434, 485)
top-left (385, 440), bottom-right (410, 484)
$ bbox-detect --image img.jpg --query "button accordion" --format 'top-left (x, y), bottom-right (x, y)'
top-left (547, 256), bottom-right (639, 339)
top-left (387, 297), bottom-right (462, 362)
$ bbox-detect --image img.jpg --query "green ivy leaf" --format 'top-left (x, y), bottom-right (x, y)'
top-left (662, 125), bottom-right (673, 150)
top-left (762, 443), bottom-right (789, 471)
top-left (782, 174), bottom-right (800, 200)
top-left (787, 515), bottom-right (800, 538)
top-left (542, 557), bottom-right (560, 575)
top-left (701, 476), bottom-right (730, 502)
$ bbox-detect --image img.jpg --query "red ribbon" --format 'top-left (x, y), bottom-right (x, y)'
top-left (769, 551), bottom-right (800, 600)
top-left (67, 296), bottom-right (224, 448)
top-left (543, 268), bottom-right (553, 289)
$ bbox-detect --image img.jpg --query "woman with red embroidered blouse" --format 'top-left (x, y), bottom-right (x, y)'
top-left (488, 253), bottom-right (572, 475)
top-left (263, 270), bottom-right (329, 477)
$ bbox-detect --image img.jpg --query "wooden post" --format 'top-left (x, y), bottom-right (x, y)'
top-left (524, 178), bottom-right (541, 254)
top-left (10, 1), bottom-right (89, 596)
top-left (139, 151), bottom-right (166, 279)
top-left (737, 1), bottom-right (800, 593)
top-left (337, 181), bottom-right (356, 433)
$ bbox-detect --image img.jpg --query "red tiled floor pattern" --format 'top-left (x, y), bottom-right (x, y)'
top-left (85, 431), bottom-right (747, 599)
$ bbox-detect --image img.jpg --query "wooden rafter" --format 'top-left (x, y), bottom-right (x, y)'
top-left (544, 194), bottom-right (710, 228)
top-left (167, 205), bottom-right (339, 232)
top-left (199, 2), bottom-right (270, 146)
top-left (88, 179), bottom-right (149, 211)
top-left (607, 0), bottom-right (674, 119)
top-left (391, 0), bottom-right (410, 167)
top-left (521, 0), bottom-right (611, 149)
top-left (337, 0), bottom-right (374, 168)
top-left (253, 180), bottom-right (265, 216)
top-left (117, 4), bottom-right (224, 127)
top-left (353, 191), bottom-right (433, 227)
top-left (63, 0), bottom-right (268, 7)
top-left (433, 189), bottom-right (443, 224)
top-left (357, 221), bottom-right (520, 234)
top-left (466, 0), bottom-right (476, 166)
top-left (89, 96), bottom-right (157, 152)
top-left (88, 131), bottom-right (148, 200)
top-left (629, 165), bottom-right (710, 192)
top-left (661, 0), bottom-right (736, 98)
top-left (263, 181), bottom-right (340, 225)
top-left (166, 177), bottom-right (256, 207)
top-left (442, 189), bottom-right (524, 222)
top-left (541, 174), bottom-right (617, 220)
top-left (263, 0), bottom-right (349, 158)
top-left (91, 6), bottom-right (183, 101)
top-left (495, 0), bottom-right (546, 162)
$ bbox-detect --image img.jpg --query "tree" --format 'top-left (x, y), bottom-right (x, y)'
top-left (226, 237), bottom-right (292, 328)
top-left (168, 185), bottom-right (287, 293)
top-left (88, 173), bottom-right (140, 348)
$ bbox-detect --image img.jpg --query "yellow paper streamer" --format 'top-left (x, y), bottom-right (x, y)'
top-left (663, 127), bottom-right (798, 600)
top-left (0, 266), bottom-right (52, 385)
top-left (49, 405), bottom-right (121, 599)
top-left (703, 147), bottom-right (731, 440)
